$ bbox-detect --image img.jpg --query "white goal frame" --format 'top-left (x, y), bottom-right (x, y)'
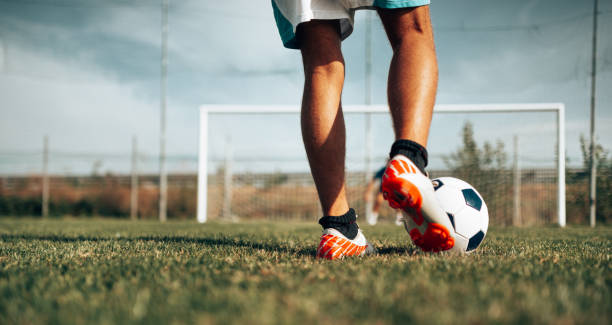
top-left (197, 103), bottom-right (566, 227)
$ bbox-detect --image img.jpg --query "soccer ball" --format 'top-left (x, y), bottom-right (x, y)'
top-left (432, 177), bottom-right (489, 253)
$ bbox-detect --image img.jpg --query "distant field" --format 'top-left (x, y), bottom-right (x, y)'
top-left (0, 218), bottom-right (610, 325)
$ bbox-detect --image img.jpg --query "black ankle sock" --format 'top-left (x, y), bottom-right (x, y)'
top-left (318, 208), bottom-right (358, 240)
top-left (389, 139), bottom-right (428, 174)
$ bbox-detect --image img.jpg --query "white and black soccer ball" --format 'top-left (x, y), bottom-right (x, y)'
top-left (432, 177), bottom-right (489, 253)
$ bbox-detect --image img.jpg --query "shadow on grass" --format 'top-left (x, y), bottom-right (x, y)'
top-left (1, 233), bottom-right (316, 257)
top-left (377, 245), bottom-right (419, 255)
top-left (1, 234), bottom-right (416, 257)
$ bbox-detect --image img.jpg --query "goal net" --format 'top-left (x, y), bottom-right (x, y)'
top-left (198, 104), bottom-right (566, 227)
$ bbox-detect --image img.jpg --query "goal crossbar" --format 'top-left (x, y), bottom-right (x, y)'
top-left (197, 103), bottom-right (566, 226)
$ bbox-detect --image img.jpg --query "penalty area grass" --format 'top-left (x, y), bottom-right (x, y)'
top-left (0, 218), bottom-right (610, 324)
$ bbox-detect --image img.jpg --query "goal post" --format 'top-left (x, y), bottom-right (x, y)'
top-left (197, 103), bottom-right (566, 227)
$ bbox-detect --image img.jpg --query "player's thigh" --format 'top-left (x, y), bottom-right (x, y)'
top-left (376, 192), bottom-right (385, 205)
top-left (297, 20), bottom-right (344, 67)
top-left (377, 5), bottom-right (434, 48)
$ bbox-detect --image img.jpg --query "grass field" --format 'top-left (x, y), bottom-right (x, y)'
top-left (0, 218), bottom-right (610, 325)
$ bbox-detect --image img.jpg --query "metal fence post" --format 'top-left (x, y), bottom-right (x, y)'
top-left (222, 136), bottom-right (233, 220)
top-left (130, 136), bottom-right (139, 220)
top-left (513, 135), bottom-right (521, 226)
top-left (42, 135), bottom-right (49, 218)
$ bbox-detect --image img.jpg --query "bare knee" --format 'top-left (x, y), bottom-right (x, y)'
top-left (303, 59), bottom-right (345, 85)
top-left (301, 43), bottom-right (345, 85)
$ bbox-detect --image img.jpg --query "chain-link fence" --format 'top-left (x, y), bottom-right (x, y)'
top-left (1, 167), bottom-right (609, 225)
top-left (207, 167), bottom-right (561, 226)
top-left (0, 174), bottom-right (196, 219)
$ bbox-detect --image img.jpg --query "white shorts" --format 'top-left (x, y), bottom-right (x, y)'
top-left (271, 0), bottom-right (430, 49)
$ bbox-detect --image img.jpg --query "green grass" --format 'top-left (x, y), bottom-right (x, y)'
top-left (0, 218), bottom-right (610, 325)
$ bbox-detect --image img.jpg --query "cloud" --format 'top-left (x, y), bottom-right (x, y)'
top-left (164, 1), bottom-right (298, 75)
top-left (99, 4), bottom-right (161, 49)
top-left (0, 42), bottom-right (160, 168)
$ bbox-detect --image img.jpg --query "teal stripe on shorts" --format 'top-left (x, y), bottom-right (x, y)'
top-left (374, 0), bottom-right (430, 8)
top-left (271, 0), bottom-right (299, 49)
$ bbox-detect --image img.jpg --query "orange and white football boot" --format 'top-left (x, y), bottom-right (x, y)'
top-left (382, 155), bottom-right (455, 252)
top-left (316, 227), bottom-right (375, 260)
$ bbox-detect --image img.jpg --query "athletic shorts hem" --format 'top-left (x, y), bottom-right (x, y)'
top-left (272, 0), bottom-right (430, 49)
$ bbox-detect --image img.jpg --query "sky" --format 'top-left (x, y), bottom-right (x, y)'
top-left (0, 0), bottom-right (610, 175)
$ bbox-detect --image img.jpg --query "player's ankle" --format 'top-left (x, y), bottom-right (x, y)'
top-left (318, 208), bottom-right (359, 240)
top-left (389, 139), bottom-right (428, 174)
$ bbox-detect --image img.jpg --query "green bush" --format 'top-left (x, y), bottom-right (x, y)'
top-left (566, 136), bottom-right (612, 224)
top-left (443, 122), bottom-right (512, 225)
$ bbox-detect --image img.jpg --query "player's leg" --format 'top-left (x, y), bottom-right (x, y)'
top-left (298, 20), bottom-right (374, 259)
top-left (379, 5), bottom-right (437, 145)
top-left (395, 211), bottom-right (404, 226)
top-left (378, 6), bottom-right (455, 252)
top-left (367, 189), bottom-right (383, 225)
top-left (298, 20), bottom-right (348, 217)
top-left (371, 191), bottom-right (384, 223)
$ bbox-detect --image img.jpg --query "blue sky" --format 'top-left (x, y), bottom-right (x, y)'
top-left (0, 0), bottom-right (610, 175)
